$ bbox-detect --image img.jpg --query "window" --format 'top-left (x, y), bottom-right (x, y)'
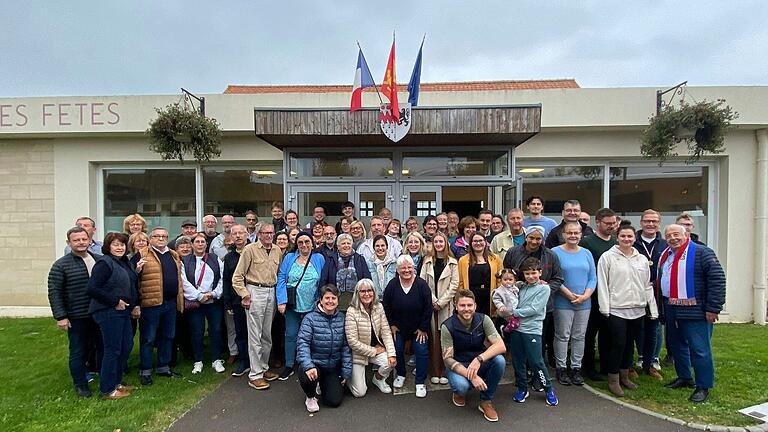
top-left (518, 166), bottom-right (604, 217)
top-left (202, 165), bottom-right (283, 221)
top-left (104, 169), bottom-right (195, 233)
top-left (402, 151), bottom-right (508, 177)
top-left (289, 152), bottom-right (393, 177)
top-left (610, 166), bottom-right (709, 243)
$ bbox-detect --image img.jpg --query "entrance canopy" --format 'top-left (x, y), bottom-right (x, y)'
top-left (253, 105), bottom-right (541, 148)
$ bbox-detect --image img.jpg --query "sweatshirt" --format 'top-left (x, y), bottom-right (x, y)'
top-left (511, 281), bottom-right (550, 335)
top-left (596, 245), bottom-right (658, 319)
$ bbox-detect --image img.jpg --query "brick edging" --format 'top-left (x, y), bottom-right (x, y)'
top-left (581, 383), bottom-right (768, 432)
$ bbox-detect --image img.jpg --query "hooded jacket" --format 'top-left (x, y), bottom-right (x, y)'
top-left (597, 245), bottom-right (658, 318)
top-left (296, 303), bottom-right (353, 378)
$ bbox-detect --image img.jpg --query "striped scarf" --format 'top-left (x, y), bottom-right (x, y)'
top-left (659, 239), bottom-right (697, 306)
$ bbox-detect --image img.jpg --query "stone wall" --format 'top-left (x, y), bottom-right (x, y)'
top-left (0, 141), bottom-right (55, 307)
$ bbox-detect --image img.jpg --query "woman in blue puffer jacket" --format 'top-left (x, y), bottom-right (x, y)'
top-left (296, 284), bottom-right (352, 413)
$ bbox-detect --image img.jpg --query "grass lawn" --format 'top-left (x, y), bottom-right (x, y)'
top-left (587, 323), bottom-right (768, 427)
top-left (0, 317), bottom-right (229, 432)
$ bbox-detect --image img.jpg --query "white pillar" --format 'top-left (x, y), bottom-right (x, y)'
top-left (754, 129), bottom-right (768, 325)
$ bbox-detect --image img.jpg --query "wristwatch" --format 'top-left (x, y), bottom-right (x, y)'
top-left (476, 355), bottom-right (484, 364)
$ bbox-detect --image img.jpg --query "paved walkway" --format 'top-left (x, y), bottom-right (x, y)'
top-left (169, 369), bottom-right (694, 432)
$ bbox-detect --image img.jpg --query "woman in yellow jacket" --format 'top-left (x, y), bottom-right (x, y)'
top-left (458, 232), bottom-right (503, 318)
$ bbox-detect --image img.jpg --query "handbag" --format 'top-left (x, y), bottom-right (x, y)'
top-left (286, 254), bottom-right (311, 307)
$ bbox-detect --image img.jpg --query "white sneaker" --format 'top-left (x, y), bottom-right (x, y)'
top-left (407, 357), bottom-right (416, 367)
top-left (439, 376), bottom-right (449, 385)
top-left (372, 374), bottom-right (392, 394)
top-left (192, 361), bottom-right (203, 375)
top-left (212, 359), bottom-right (225, 373)
top-left (415, 384), bottom-right (427, 398)
top-left (430, 376), bottom-right (440, 384)
top-left (393, 375), bottom-right (406, 389)
top-left (635, 358), bottom-right (643, 369)
top-left (305, 397), bottom-right (319, 413)
top-left (652, 360), bottom-right (662, 371)
top-left (412, 368), bottom-right (416, 376)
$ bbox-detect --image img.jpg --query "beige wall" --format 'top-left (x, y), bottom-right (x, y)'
top-left (0, 141), bottom-right (55, 307)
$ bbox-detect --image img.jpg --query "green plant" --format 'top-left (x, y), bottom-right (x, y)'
top-left (641, 99), bottom-right (738, 165)
top-left (146, 103), bottom-right (222, 163)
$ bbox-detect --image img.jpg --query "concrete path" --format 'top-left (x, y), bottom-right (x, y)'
top-left (169, 370), bottom-right (694, 432)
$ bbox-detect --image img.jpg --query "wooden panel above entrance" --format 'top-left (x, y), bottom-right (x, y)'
top-left (254, 105), bottom-right (541, 148)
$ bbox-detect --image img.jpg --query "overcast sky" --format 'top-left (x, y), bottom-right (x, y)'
top-left (3, 0), bottom-right (767, 97)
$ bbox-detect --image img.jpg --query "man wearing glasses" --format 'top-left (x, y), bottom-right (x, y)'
top-left (545, 200), bottom-right (595, 249)
top-left (676, 213), bottom-right (706, 246)
top-left (232, 223), bottom-right (283, 390)
top-left (132, 227), bottom-right (184, 385)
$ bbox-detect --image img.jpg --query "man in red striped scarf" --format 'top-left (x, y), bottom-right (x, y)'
top-left (659, 224), bottom-right (725, 403)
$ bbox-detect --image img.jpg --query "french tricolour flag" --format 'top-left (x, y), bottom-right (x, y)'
top-left (350, 49), bottom-right (375, 112)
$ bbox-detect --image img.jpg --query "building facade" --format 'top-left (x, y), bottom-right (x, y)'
top-left (0, 81), bottom-right (766, 323)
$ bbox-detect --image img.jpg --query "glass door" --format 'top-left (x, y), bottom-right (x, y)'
top-left (354, 185), bottom-right (395, 228)
top-left (402, 185), bottom-right (442, 226)
top-left (502, 175), bottom-right (523, 212)
top-left (288, 186), bottom-right (353, 228)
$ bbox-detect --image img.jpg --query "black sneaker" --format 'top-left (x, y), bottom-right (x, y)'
top-left (530, 376), bottom-right (544, 392)
top-left (75, 386), bottom-right (92, 398)
top-left (140, 375), bottom-right (153, 386)
top-left (278, 366), bottom-right (295, 381)
top-left (556, 368), bottom-right (572, 386)
top-left (570, 368), bottom-right (585, 386)
top-left (232, 365), bottom-right (250, 377)
top-left (157, 370), bottom-right (182, 378)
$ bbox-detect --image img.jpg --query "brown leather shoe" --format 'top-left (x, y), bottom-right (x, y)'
top-left (248, 378), bottom-right (270, 390)
top-left (478, 401), bottom-right (498, 422)
top-left (452, 393), bottom-right (465, 407)
top-left (264, 371), bottom-right (280, 381)
top-left (101, 388), bottom-right (130, 400)
top-left (644, 367), bottom-right (664, 381)
top-left (117, 384), bottom-right (136, 392)
top-left (627, 368), bottom-right (639, 380)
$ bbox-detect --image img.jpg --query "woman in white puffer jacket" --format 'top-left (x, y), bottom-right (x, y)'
top-left (597, 223), bottom-right (658, 397)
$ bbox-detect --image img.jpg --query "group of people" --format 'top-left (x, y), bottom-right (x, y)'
top-left (48, 197), bottom-right (725, 421)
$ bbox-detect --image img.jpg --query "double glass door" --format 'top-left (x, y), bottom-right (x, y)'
top-left (288, 185), bottom-right (394, 228)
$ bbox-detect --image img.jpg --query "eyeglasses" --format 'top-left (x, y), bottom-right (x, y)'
top-left (259, 231), bottom-right (275, 235)
top-left (359, 289), bottom-right (374, 294)
top-left (641, 220), bottom-right (660, 224)
top-left (471, 239), bottom-right (486, 243)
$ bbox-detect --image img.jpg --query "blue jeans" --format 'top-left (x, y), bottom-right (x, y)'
top-left (139, 299), bottom-right (177, 375)
top-left (665, 303), bottom-right (715, 389)
top-left (639, 316), bottom-right (661, 369)
top-left (509, 331), bottom-right (552, 392)
top-left (187, 301), bottom-right (223, 363)
top-left (232, 304), bottom-right (250, 370)
top-left (93, 308), bottom-right (133, 395)
top-left (394, 332), bottom-right (429, 384)
top-left (284, 309), bottom-right (305, 368)
top-left (66, 317), bottom-right (100, 388)
top-left (447, 355), bottom-right (505, 401)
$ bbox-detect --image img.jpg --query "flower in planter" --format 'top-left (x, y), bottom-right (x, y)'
top-left (146, 103), bottom-right (223, 163)
top-left (641, 99), bottom-right (738, 165)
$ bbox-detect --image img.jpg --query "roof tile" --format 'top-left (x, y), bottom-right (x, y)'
top-left (223, 79), bottom-right (579, 94)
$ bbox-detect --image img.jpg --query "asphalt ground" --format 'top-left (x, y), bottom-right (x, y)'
top-left (168, 365), bottom-right (695, 432)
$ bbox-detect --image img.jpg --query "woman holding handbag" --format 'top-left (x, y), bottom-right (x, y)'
top-left (277, 231), bottom-right (326, 380)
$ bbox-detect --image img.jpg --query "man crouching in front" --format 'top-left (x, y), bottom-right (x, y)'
top-left (441, 290), bottom-right (507, 422)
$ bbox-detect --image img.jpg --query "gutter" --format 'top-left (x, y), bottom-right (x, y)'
top-left (754, 129), bottom-right (768, 325)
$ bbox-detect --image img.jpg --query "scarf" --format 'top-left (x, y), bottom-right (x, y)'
top-left (335, 253), bottom-right (358, 293)
top-left (658, 239), bottom-right (697, 306)
top-left (372, 255), bottom-right (396, 292)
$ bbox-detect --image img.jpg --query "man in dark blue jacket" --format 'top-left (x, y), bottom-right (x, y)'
top-left (48, 227), bottom-right (101, 397)
top-left (634, 209), bottom-right (667, 380)
top-left (660, 224), bottom-right (725, 403)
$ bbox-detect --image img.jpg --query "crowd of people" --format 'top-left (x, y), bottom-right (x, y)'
top-left (47, 197), bottom-right (726, 422)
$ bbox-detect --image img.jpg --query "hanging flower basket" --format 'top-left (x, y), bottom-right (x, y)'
top-left (641, 99), bottom-right (738, 165)
top-left (146, 103), bottom-right (222, 163)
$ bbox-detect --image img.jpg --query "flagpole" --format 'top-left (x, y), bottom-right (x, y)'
top-left (356, 41), bottom-right (384, 105)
